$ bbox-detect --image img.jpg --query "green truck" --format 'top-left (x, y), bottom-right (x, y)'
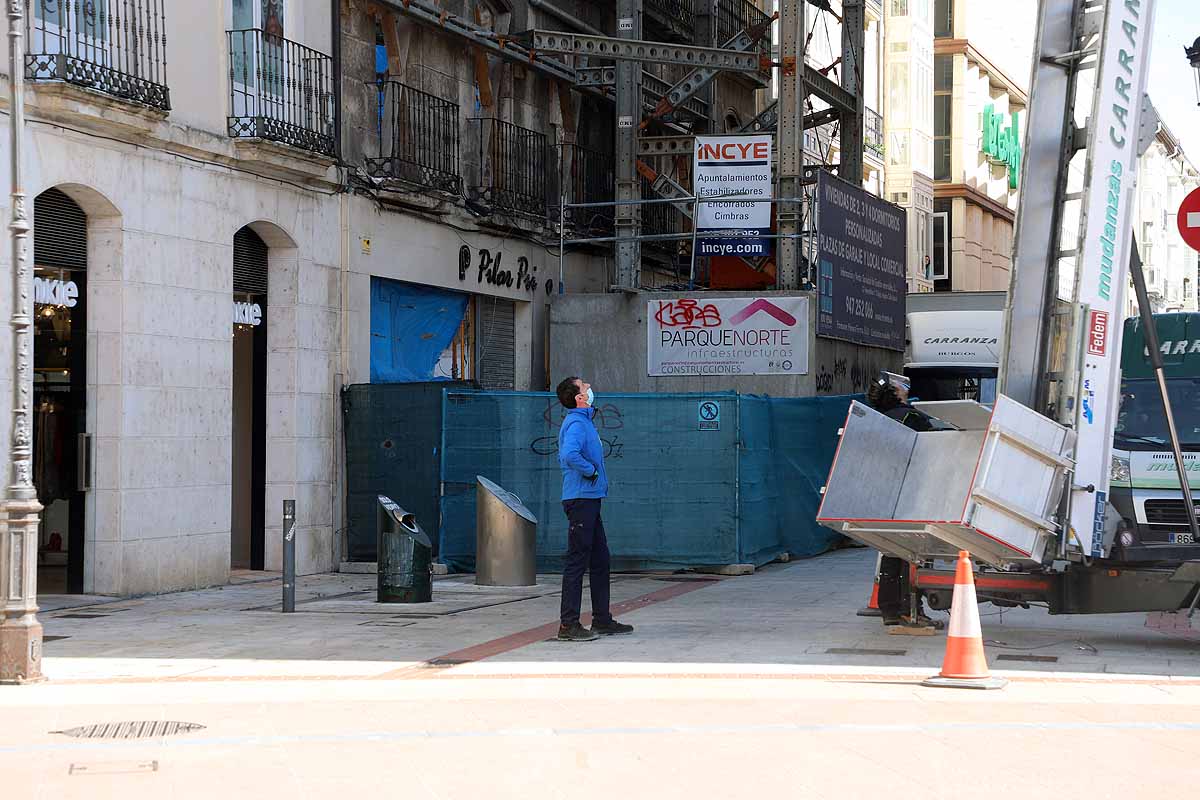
top-left (1109, 312), bottom-right (1200, 562)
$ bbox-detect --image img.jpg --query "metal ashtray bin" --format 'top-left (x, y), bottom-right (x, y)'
top-left (377, 495), bottom-right (433, 603)
top-left (475, 476), bottom-right (537, 586)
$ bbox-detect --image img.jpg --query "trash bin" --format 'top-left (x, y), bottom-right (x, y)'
top-left (475, 476), bottom-right (537, 586)
top-left (377, 495), bottom-right (433, 603)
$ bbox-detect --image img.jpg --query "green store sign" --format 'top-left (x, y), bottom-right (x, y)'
top-left (982, 104), bottom-right (1021, 189)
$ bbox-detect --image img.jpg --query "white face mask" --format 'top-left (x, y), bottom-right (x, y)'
top-left (585, 388), bottom-right (595, 407)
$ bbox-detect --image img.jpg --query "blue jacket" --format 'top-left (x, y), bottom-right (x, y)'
top-left (558, 407), bottom-right (609, 500)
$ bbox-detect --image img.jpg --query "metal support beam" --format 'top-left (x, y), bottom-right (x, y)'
top-left (739, 100), bottom-right (778, 133)
top-left (999, 0), bottom-right (1090, 409)
top-left (576, 68), bottom-right (710, 121)
top-left (520, 29), bottom-right (762, 72)
top-left (776, 0), bottom-right (805, 289)
top-left (652, 19), bottom-right (773, 119)
top-left (637, 161), bottom-right (694, 218)
top-left (638, 136), bottom-right (693, 156)
top-left (382, 0), bottom-right (576, 82)
top-left (838, 0), bottom-right (864, 185)
top-left (614, 1), bottom-right (642, 290)
top-left (803, 70), bottom-right (858, 117)
top-left (642, 71), bottom-right (710, 120)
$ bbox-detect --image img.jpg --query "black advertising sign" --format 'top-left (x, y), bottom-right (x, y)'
top-left (815, 171), bottom-right (907, 351)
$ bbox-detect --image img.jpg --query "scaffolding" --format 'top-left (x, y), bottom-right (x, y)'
top-left (377, 0), bottom-right (869, 291)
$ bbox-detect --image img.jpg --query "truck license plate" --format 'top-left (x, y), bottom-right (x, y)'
top-left (1170, 533), bottom-right (1195, 544)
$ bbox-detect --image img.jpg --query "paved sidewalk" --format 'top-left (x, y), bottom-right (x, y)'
top-left (28, 546), bottom-right (1200, 683)
top-left (10, 547), bottom-right (1200, 799)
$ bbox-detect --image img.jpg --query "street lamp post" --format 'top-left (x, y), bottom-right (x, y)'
top-left (1188, 36), bottom-right (1200, 107)
top-left (0, 0), bottom-right (44, 685)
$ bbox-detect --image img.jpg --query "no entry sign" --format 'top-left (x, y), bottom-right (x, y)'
top-left (1180, 187), bottom-right (1200, 253)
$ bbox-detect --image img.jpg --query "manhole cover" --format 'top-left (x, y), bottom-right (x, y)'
top-left (52, 721), bottom-right (206, 739)
top-left (826, 648), bottom-right (907, 657)
top-left (996, 654), bottom-right (1058, 664)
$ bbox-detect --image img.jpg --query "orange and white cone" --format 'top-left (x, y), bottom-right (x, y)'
top-left (856, 552), bottom-right (883, 617)
top-left (921, 551), bottom-right (1007, 690)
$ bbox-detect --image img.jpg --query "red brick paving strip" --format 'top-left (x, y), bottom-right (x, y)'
top-left (372, 578), bottom-right (719, 679)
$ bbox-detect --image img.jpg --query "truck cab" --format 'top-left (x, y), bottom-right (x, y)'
top-left (1108, 313), bottom-right (1200, 563)
top-left (903, 291), bottom-right (1005, 405)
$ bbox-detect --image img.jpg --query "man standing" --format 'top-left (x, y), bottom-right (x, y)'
top-left (555, 376), bottom-right (634, 642)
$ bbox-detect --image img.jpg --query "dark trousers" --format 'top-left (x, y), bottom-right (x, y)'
top-left (877, 555), bottom-right (911, 620)
top-left (560, 498), bottom-right (612, 627)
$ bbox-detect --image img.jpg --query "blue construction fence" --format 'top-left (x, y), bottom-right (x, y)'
top-left (437, 390), bottom-right (856, 572)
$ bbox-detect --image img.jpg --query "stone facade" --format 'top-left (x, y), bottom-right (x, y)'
top-left (0, 0), bottom-right (341, 595)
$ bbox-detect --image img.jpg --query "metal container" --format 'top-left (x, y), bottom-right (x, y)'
top-left (377, 495), bottom-right (433, 603)
top-left (816, 395), bottom-right (1075, 570)
top-left (475, 476), bottom-right (538, 586)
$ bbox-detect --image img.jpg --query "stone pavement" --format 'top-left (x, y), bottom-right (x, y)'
top-left (7, 547), bottom-right (1200, 799)
top-left (29, 546), bottom-right (1200, 682)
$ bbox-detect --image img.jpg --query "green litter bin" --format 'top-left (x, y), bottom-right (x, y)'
top-left (377, 495), bottom-right (433, 603)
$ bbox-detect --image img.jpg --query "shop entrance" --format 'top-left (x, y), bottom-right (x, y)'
top-left (33, 189), bottom-right (88, 594)
top-left (231, 226), bottom-right (268, 570)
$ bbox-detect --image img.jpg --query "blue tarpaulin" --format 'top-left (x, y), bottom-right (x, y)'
top-left (437, 391), bottom-right (855, 572)
top-left (370, 278), bottom-right (468, 383)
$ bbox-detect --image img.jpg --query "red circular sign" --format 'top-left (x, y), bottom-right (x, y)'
top-left (1179, 186), bottom-right (1200, 254)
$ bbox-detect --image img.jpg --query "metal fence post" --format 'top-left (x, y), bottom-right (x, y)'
top-left (282, 500), bottom-right (296, 613)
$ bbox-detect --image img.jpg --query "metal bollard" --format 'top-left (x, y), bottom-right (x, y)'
top-left (282, 500), bottom-right (296, 613)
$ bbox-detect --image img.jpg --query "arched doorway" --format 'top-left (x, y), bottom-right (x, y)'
top-left (32, 188), bottom-right (88, 594)
top-left (232, 226), bottom-right (269, 570)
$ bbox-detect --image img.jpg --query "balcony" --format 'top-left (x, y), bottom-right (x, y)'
top-left (228, 29), bottom-right (335, 158)
top-left (715, 0), bottom-right (772, 87)
top-left (366, 81), bottom-right (462, 194)
top-left (865, 108), bottom-right (884, 160)
top-left (558, 143), bottom-right (614, 236)
top-left (645, 0), bottom-right (695, 43)
top-left (26, 0), bottom-right (170, 112)
top-left (470, 118), bottom-right (548, 218)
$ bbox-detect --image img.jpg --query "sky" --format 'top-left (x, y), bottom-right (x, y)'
top-left (1147, 0), bottom-right (1200, 163)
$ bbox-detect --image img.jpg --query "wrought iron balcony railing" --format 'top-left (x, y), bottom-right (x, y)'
top-left (470, 118), bottom-right (548, 217)
top-left (228, 29), bottom-right (335, 157)
top-left (559, 143), bottom-right (614, 235)
top-left (367, 81), bottom-right (462, 194)
top-left (865, 107), bottom-right (884, 158)
top-left (645, 0), bottom-right (695, 43)
top-left (715, 0), bottom-right (771, 83)
top-left (26, 0), bottom-right (170, 111)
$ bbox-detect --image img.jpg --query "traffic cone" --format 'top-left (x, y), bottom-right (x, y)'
top-left (856, 552), bottom-right (882, 617)
top-left (921, 551), bottom-right (1007, 690)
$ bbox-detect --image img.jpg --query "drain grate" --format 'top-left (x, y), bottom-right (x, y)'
top-left (54, 614), bottom-right (110, 620)
top-left (43, 635), bottom-right (70, 643)
top-left (826, 648), bottom-right (907, 657)
top-left (653, 575), bottom-right (720, 583)
top-left (53, 721), bottom-right (205, 739)
top-left (421, 658), bottom-right (469, 668)
top-left (996, 654), bottom-right (1059, 664)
